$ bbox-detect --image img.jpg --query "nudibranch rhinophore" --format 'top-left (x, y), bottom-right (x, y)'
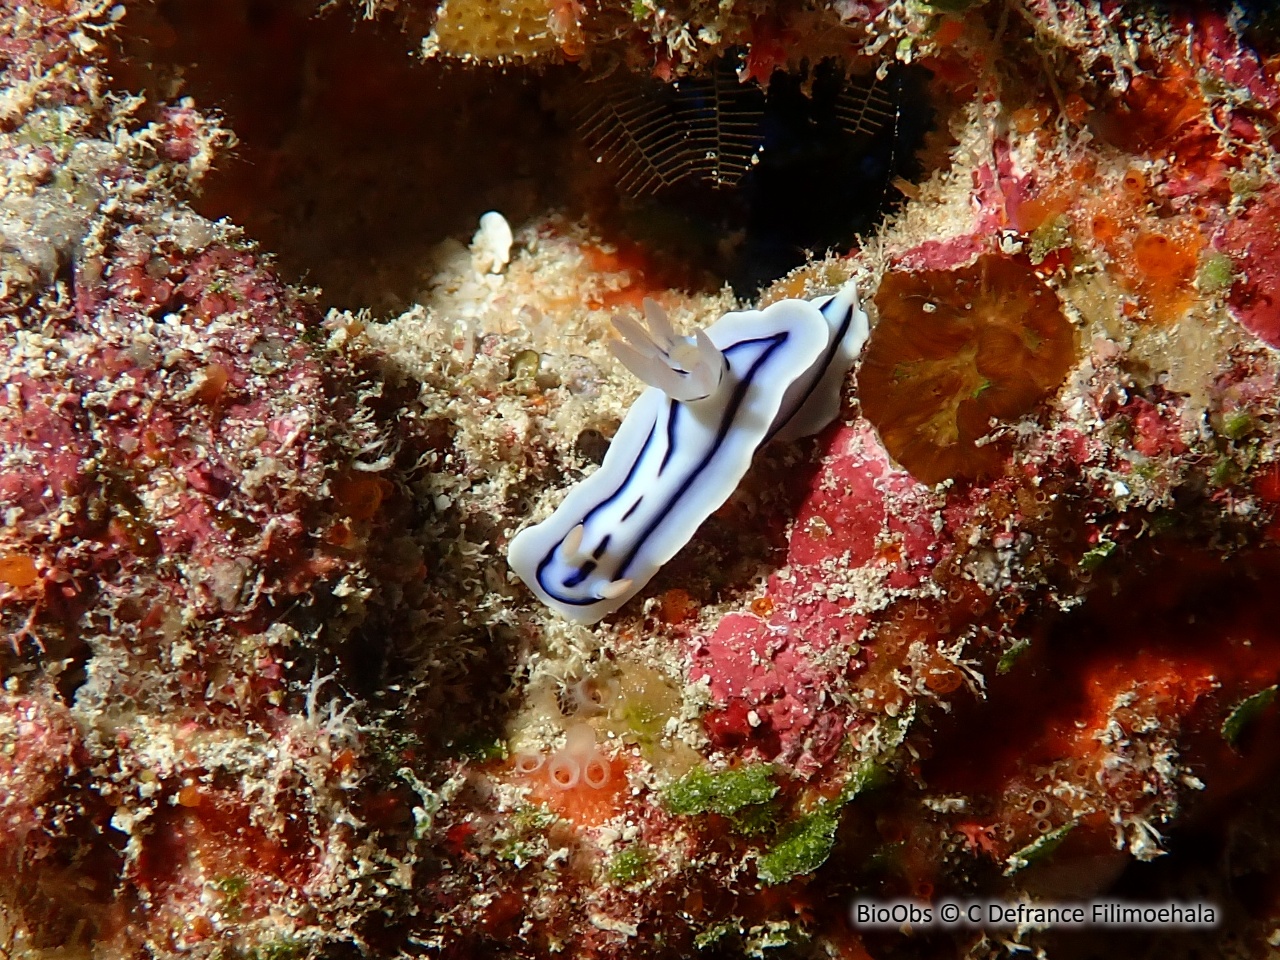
top-left (508, 282), bottom-right (869, 624)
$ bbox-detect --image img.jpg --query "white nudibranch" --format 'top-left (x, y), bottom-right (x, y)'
top-left (507, 282), bottom-right (869, 624)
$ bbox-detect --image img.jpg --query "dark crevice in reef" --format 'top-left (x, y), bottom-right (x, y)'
top-left (569, 57), bottom-right (934, 296)
top-left (727, 63), bottom-right (933, 294)
top-left (107, 0), bottom-right (577, 313)
top-left (106, 3), bottom-right (939, 310)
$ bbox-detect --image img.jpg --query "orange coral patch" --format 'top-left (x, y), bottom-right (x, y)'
top-left (1129, 229), bottom-right (1202, 323)
top-left (932, 18), bottom-right (964, 48)
top-left (1011, 194), bottom-right (1070, 235)
top-left (1011, 104), bottom-right (1052, 136)
top-left (0, 553), bottom-right (38, 588)
top-left (191, 363), bottom-right (231, 406)
top-left (1096, 58), bottom-right (1224, 181)
top-left (330, 473), bottom-right (393, 521)
top-left (525, 755), bottom-right (628, 826)
top-left (658, 588), bottom-right (695, 624)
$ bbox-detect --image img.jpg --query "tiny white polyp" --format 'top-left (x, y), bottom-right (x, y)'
top-left (508, 283), bottom-right (869, 624)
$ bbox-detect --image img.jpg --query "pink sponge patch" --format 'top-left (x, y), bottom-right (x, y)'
top-left (694, 612), bottom-right (849, 771)
top-left (785, 448), bottom-right (886, 569)
top-left (1217, 187), bottom-right (1280, 348)
top-left (781, 422), bottom-right (944, 594)
top-left (692, 421), bottom-right (949, 774)
top-left (0, 376), bottom-right (90, 519)
top-left (0, 693), bottom-right (81, 848)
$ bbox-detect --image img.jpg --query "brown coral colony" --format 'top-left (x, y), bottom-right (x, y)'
top-left (860, 255), bottom-right (1077, 485)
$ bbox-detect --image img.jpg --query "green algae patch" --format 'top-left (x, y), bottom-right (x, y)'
top-left (997, 638), bottom-right (1033, 675)
top-left (837, 759), bottom-right (890, 805)
top-left (750, 758), bottom-right (890, 886)
top-left (1029, 215), bottom-right (1070, 265)
top-left (757, 808), bottom-right (840, 885)
top-left (665, 763), bottom-right (777, 817)
top-left (213, 875), bottom-right (248, 918)
top-left (1196, 252), bottom-right (1235, 294)
top-left (1004, 822), bottom-right (1076, 875)
top-left (1221, 409), bottom-right (1257, 441)
top-left (619, 697), bottom-right (665, 738)
top-left (246, 940), bottom-right (307, 960)
top-left (1210, 457), bottom-right (1242, 487)
top-left (1221, 685), bottom-right (1278, 746)
top-left (1078, 539), bottom-right (1116, 572)
top-left (607, 845), bottom-right (652, 885)
top-left (729, 800), bottom-right (781, 837)
top-left (15, 107), bottom-right (79, 152)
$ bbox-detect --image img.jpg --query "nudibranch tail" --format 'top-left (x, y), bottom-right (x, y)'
top-left (509, 281), bottom-right (866, 625)
top-left (770, 280), bottom-right (870, 442)
top-left (609, 299), bottom-right (726, 402)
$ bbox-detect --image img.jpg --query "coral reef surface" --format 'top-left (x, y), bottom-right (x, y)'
top-left (5, 1), bottom-right (1280, 959)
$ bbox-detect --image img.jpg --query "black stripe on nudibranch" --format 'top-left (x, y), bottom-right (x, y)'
top-left (658, 402), bottom-right (681, 475)
top-left (765, 298), bottom-right (855, 444)
top-left (533, 331), bottom-right (791, 607)
top-left (533, 420), bottom-right (660, 599)
top-left (563, 560), bottom-right (597, 589)
top-left (611, 332), bottom-right (788, 581)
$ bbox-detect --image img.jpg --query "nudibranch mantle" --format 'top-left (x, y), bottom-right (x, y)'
top-left (508, 283), bottom-right (868, 624)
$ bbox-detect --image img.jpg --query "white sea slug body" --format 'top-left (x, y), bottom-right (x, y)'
top-left (508, 282), bottom-right (869, 624)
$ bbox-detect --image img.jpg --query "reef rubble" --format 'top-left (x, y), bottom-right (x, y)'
top-left (4, 1), bottom-right (1280, 959)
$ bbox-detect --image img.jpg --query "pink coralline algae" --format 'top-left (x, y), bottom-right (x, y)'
top-left (2, 238), bottom-right (341, 654)
top-left (0, 374), bottom-right (89, 551)
top-left (694, 422), bottom-right (946, 773)
top-left (0, 691), bottom-right (82, 847)
top-left (0, 3), bottom-right (414, 953)
top-left (783, 424), bottom-right (941, 587)
top-left (1217, 186), bottom-right (1280, 348)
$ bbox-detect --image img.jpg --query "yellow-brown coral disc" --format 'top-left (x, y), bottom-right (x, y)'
top-left (860, 254), bottom-right (1076, 485)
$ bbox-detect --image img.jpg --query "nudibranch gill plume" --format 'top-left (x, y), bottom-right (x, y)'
top-left (508, 283), bottom-right (869, 624)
